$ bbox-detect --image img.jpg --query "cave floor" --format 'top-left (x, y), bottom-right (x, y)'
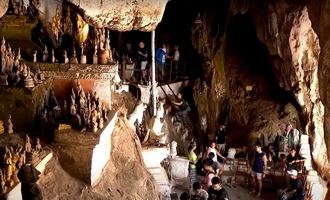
top-left (142, 145), bottom-right (279, 200)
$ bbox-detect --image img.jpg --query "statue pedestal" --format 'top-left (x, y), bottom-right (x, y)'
top-left (54, 111), bottom-right (117, 186)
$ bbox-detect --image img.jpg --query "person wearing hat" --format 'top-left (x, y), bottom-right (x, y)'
top-left (278, 169), bottom-right (304, 200)
top-left (17, 152), bottom-right (42, 200)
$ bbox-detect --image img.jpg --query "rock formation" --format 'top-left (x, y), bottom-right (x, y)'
top-left (0, 0), bottom-right (168, 32)
top-left (187, 0), bottom-right (330, 182)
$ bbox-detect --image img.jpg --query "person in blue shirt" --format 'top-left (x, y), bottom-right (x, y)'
top-left (155, 43), bottom-right (167, 81)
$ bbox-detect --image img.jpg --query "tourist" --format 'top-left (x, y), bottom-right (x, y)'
top-left (286, 148), bottom-right (305, 172)
top-left (202, 159), bottom-right (216, 189)
top-left (250, 142), bottom-right (268, 197)
top-left (155, 43), bottom-right (167, 81)
top-left (191, 181), bottom-right (208, 200)
top-left (17, 152), bottom-right (42, 200)
top-left (275, 124), bottom-right (291, 155)
top-left (207, 177), bottom-right (229, 200)
top-left (207, 152), bottom-right (221, 175)
top-left (278, 169), bottom-right (304, 200)
top-left (171, 92), bottom-right (191, 123)
top-left (135, 41), bottom-right (148, 83)
top-left (188, 141), bottom-right (202, 187)
top-left (265, 144), bottom-right (277, 162)
top-left (215, 124), bottom-right (226, 154)
top-left (205, 141), bottom-right (226, 165)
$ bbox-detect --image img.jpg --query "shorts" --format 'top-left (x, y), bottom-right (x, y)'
top-left (251, 170), bottom-right (263, 180)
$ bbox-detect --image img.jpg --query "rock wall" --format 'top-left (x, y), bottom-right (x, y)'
top-left (68, 0), bottom-right (167, 31)
top-left (0, 79), bottom-right (52, 133)
top-left (191, 0), bottom-right (330, 181)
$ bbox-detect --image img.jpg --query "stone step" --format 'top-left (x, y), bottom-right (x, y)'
top-left (143, 147), bottom-right (172, 199)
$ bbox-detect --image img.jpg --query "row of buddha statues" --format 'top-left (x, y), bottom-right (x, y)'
top-left (1, 134), bottom-right (42, 194)
top-left (63, 80), bottom-right (109, 132)
top-left (32, 27), bottom-right (115, 65)
top-left (7, 0), bottom-right (36, 17)
top-left (1, 37), bottom-right (20, 74)
top-left (0, 37), bottom-right (45, 87)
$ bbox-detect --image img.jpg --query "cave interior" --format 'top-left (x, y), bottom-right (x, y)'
top-left (0, 0), bottom-right (328, 199)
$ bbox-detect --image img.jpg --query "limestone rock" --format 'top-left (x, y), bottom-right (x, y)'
top-left (67, 0), bottom-right (168, 31)
top-left (0, 0), bottom-right (8, 18)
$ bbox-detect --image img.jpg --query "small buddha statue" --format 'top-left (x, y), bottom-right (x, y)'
top-left (17, 152), bottom-right (25, 169)
top-left (5, 154), bottom-right (14, 182)
top-left (98, 112), bottom-right (104, 129)
top-left (12, 170), bottom-right (19, 184)
top-left (17, 47), bottom-right (21, 60)
top-left (91, 110), bottom-right (98, 133)
top-left (25, 134), bottom-right (32, 153)
top-left (37, 67), bottom-right (45, 82)
top-left (51, 49), bottom-right (56, 63)
top-left (93, 45), bottom-right (98, 64)
top-left (0, 37), bottom-right (6, 56)
top-left (43, 45), bottom-right (48, 62)
top-left (63, 50), bottom-right (69, 64)
top-left (35, 138), bottom-right (42, 152)
top-left (70, 48), bottom-right (78, 64)
top-left (13, 53), bottom-right (19, 68)
top-left (0, 170), bottom-right (6, 193)
top-left (33, 50), bottom-right (37, 62)
top-left (7, 114), bottom-right (13, 134)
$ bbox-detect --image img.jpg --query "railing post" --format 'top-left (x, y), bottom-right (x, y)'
top-left (151, 31), bottom-right (157, 116)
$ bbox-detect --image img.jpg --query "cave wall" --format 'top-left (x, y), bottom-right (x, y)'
top-left (0, 79), bottom-right (52, 133)
top-left (191, 0), bottom-right (330, 180)
top-left (52, 79), bottom-right (112, 108)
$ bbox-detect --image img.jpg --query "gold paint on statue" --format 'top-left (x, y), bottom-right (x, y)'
top-left (76, 14), bottom-right (89, 47)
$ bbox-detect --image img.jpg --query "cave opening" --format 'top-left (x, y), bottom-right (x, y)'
top-left (225, 13), bottom-right (298, 103)
top-left (224, 13), bottom-right (301, 147)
